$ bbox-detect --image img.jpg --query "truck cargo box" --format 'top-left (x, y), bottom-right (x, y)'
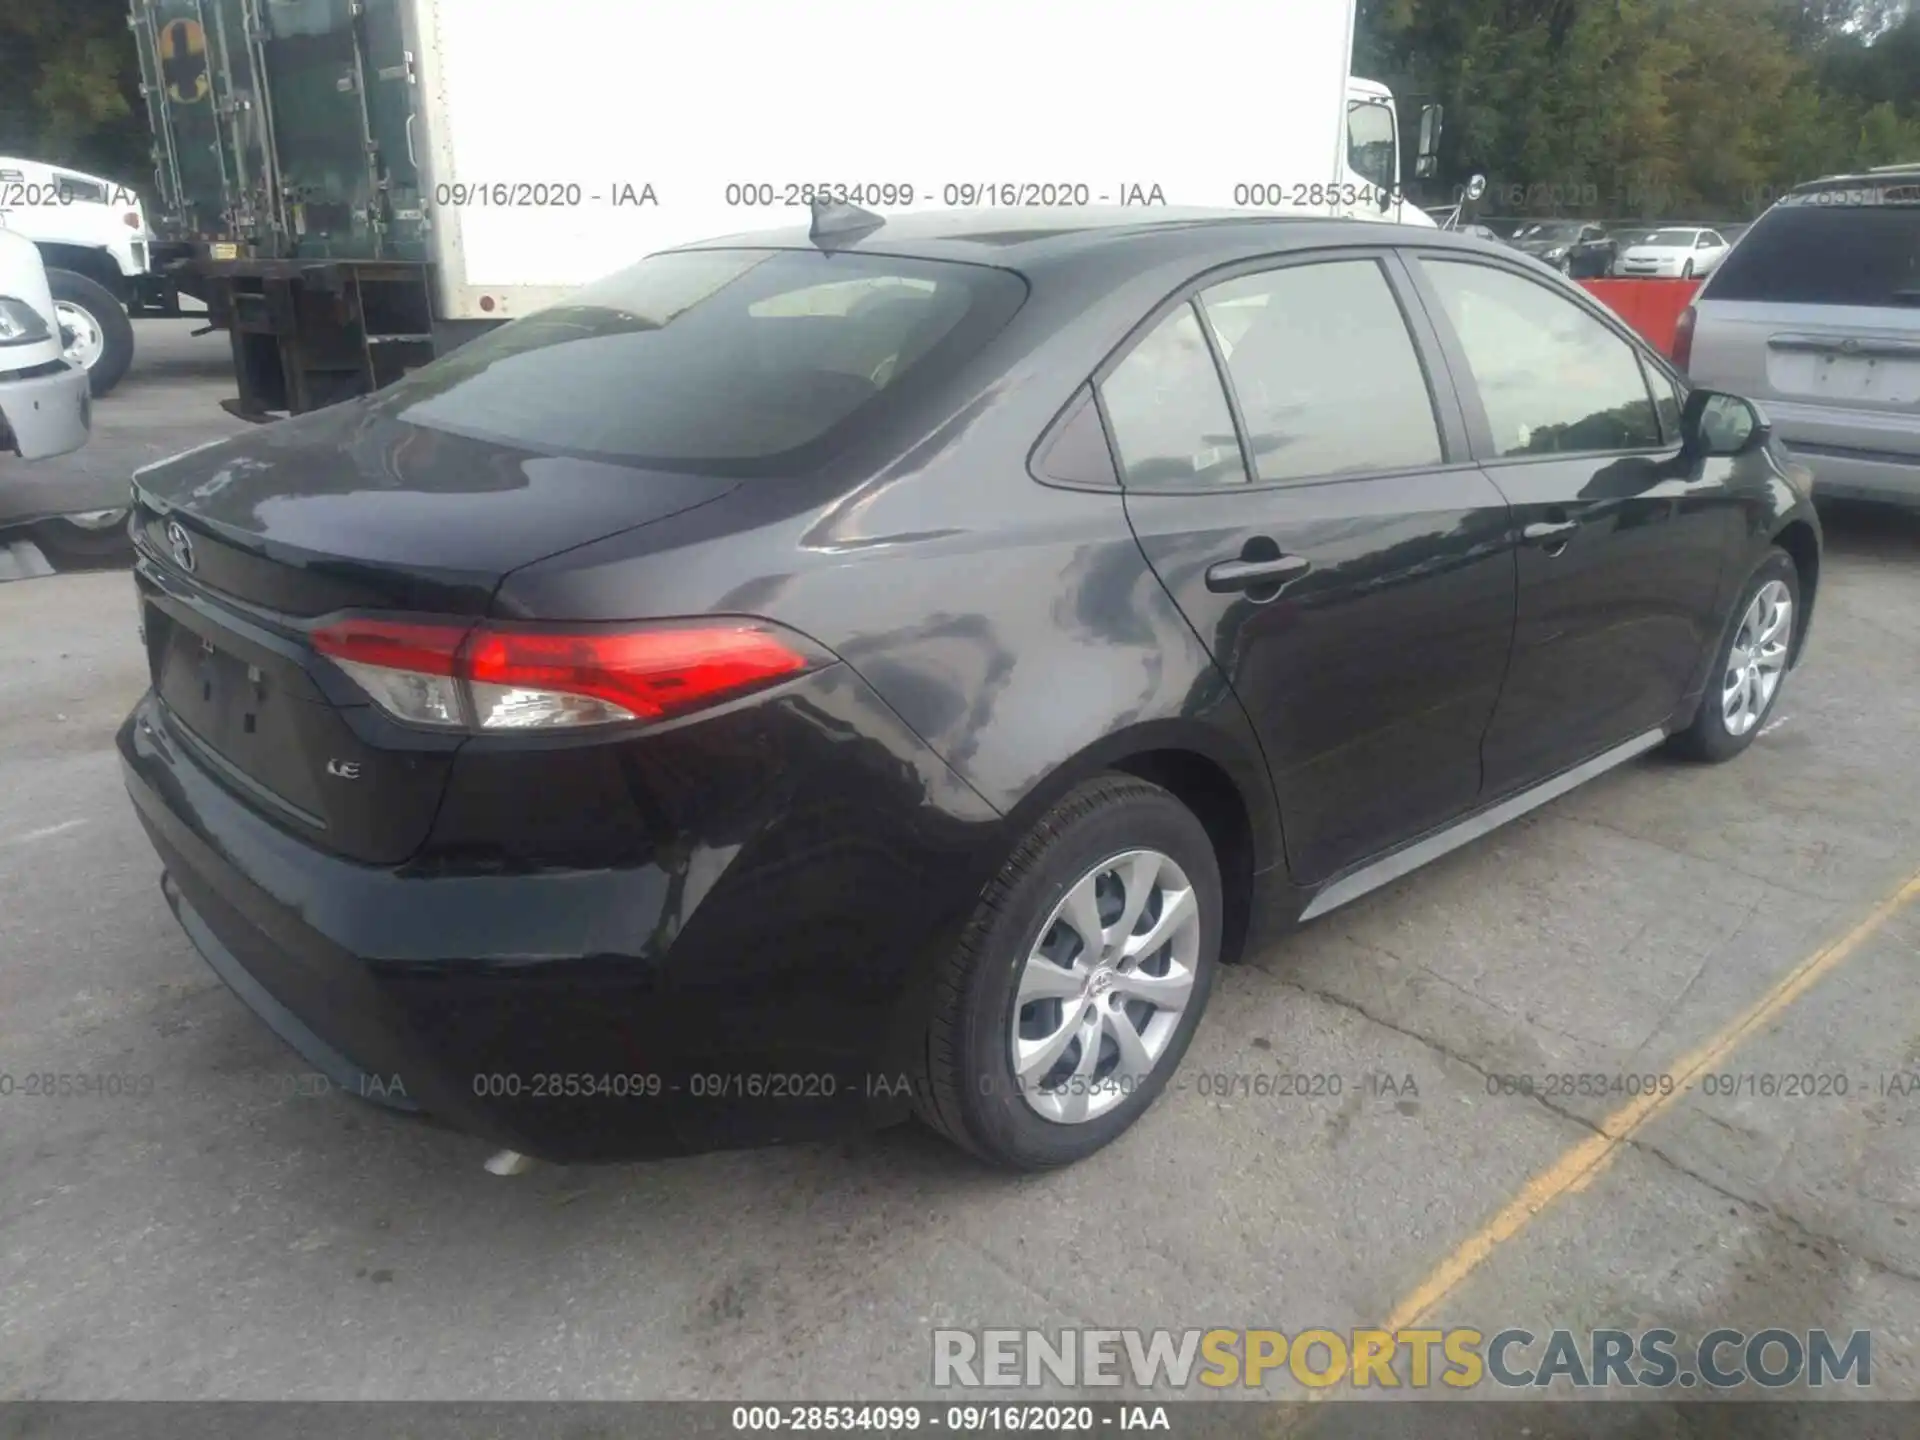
top-left (130, 0), bottom-right (1405, 414)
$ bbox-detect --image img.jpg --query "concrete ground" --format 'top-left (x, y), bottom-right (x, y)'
top-left (1, 320), bottom-right (248, 578)
top-left (0, 326), bottom-right (1916, 1405)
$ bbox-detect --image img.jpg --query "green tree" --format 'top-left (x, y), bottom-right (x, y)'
top-left (1359, 0), bottom-right (1920, 221)
top-left (0, 0), bottom-right (147, 181)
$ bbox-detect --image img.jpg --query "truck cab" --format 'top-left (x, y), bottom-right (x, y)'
top-left (1345, 78), bottom-right (1439, 228)
top-left (0, 156), bottom-right (151, 398)
top-left (0, 222), bottom-right (92, 463)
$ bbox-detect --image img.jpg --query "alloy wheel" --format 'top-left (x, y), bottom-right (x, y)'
top-left (1009, 848), bottom-right (1201, 1124)
top-left (1722, 579), bottom-right (1792, 737)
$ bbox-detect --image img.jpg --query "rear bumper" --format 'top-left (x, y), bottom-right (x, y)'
top-left (1766, 402), bottom-right (1920, 507)
top-left (119, 669), bottom-right (1000, 1163)
top-left (1791, 446), bottom-right (1920, 507)
top-left (0, 360), bottom-right (90, 460)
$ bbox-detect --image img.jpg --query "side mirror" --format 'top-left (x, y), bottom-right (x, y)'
top-left (1415, 105), bottom-right (1443, 181)
top-left (1684, 391), bottom-right (1770, 458)
top-left (1464, 173), bottom-right (1488, 202)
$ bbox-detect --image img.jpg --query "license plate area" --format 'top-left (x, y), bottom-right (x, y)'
top-left (147, 602), bottom-right (334, 826)
top-left (132, 556), bottom-right (466, 865)
top-left (1767, 348), bottom-right (1920, 406)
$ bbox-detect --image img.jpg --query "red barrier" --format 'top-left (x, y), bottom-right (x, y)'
top-left (1577, 278), bottom-right (1702, 359)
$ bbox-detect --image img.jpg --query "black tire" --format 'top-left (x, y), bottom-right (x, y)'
top-left (28, 516), bottom-right (133, 568)
top-left (46, 269), bottom-right (135, 399)
top-left (1682, 259), bottom-right (1696, 280)
top-left (916, 774), bottom-right (1222, 1171)
top-left (1668, 548), bottom-right (1800, 763)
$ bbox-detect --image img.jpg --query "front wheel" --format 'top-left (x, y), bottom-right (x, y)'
top-left (1668, 549), bottom-right (1799, 763)
top-left (46, 269), bottom-right (135, 399)
top-left (916, 774), bottom-right (1222, 1170)
top-left (1682, 259), bottom-right (1696, 280)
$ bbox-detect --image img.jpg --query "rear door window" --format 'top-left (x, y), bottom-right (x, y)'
top-left (1705, 200), bottom-right (1920, 308)
top-left (1197, 259), bottom-right (1444, 483)
top-left (374, 248), bottom-right (1026, 475)
top-left (1099, 305), bottom-right (1249, 489)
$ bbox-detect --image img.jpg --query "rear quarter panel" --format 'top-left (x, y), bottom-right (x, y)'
top-left (490, 250), bottom-right (1289, 874)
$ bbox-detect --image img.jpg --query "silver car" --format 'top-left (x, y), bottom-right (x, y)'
top-left (1679, 167), bottom-right (1920, 507)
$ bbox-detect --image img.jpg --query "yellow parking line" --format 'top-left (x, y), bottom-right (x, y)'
top-left (1381, 864), bottom-right (1920, 1333)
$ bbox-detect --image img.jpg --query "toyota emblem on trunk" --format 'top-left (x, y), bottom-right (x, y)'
top-left (165, 520), bottom-right (196, 572)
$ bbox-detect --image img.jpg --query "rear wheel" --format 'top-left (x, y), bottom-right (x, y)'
top-left (47, 269), bottom-right (135, 399)
top-left (916, 775), bottom-right (1221, 1170)
top-left (1669, 549), bottom-right (1798, 763)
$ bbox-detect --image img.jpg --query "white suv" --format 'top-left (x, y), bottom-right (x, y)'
top-left (0, 223), bottom-right (91, 462)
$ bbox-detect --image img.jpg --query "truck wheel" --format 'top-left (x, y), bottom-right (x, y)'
top-left (27, 514), bottom-right (134, 568)
top-left (46, 269), bottom-right (135, 399)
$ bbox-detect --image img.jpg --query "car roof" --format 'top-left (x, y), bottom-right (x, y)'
top-left (668, 207), bottom-right (1514, 279)
top-left (1792, 169), bottom-right (1920, 199)
top-left (0, 155), bottom-right (117, 186)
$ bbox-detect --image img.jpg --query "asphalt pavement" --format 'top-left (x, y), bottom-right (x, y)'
top-left (0, 326), bottom-right (1916, 1404)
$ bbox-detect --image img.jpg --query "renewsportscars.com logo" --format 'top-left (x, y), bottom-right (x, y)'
top-left (932, 1327), bottom-right (1872, 1391)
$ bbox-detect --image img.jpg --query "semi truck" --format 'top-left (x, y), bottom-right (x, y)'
top-left (0, 156), bottom-right (156, 398)
top-left (129, 0), bottom-right (1448, 419)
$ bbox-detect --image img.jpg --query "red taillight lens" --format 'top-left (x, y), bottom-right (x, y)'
top-left (123, 212), bottom-right (142, 230)
top-left (462, 626), bottom-right (812, 724)
top-left (1672, 304), bottom-right (1697, 373)
top-left (312, 617), bottom-right (821, 732)
top-left (312, 618), bottom-right (468, 675)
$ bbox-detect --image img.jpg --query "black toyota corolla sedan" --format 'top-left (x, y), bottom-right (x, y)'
top-left (121, 208), bottom-right (1821, 1170)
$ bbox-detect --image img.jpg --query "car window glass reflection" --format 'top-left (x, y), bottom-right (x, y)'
top-left (1200, 260), bottom-right (1443, 483)
top-left (1425, 260), bottom-right (1662, 458)
top-left (1100, 305), bottom-right (1248, 489)
top-left (367, 249), bottom-right (1023, 475)
top-left (1347, 101), bottom-right (1396, 189)
top-left (1701, 394), bottom-right (1755, 452)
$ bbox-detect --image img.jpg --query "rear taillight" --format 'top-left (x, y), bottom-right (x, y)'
top-left (311, 617), bottom-right (824, 732)
top-left (1672, 304), bottom-right (1697, 373)
top-left (122, 212), bottom-right (141, 230)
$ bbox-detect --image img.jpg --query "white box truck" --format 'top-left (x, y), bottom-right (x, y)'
top-left (131, 0), bottom-right (1446, 418)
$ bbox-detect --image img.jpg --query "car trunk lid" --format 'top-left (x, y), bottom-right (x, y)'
top-left (131, 402), bottom-right (740, 864)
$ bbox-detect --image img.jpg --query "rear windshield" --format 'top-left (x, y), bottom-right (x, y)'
top-left (1704, 201), bottom-right (1920, 308)
top-left (374, 248), bottom-right (1026, 475)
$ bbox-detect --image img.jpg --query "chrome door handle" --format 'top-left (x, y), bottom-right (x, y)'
top-left (1204, 554), bottom-right (1312, 593)
top-left (1523, 520), bottom-right (1577, 545)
